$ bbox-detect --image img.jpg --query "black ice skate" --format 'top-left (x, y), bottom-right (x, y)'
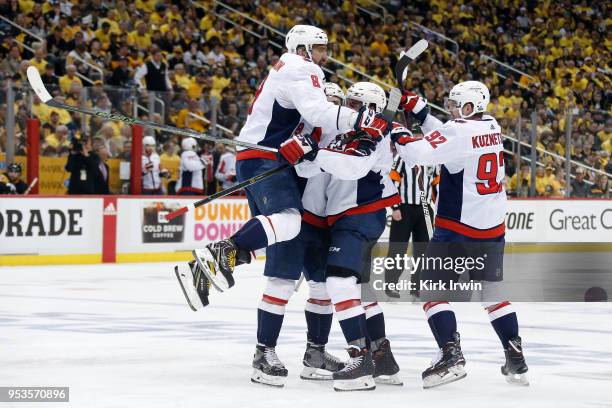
top-left (501, 336), bottom-right (529, 386)
top-left (372, 339), bottom-right (403, 385)
top-left (300, 342), bottom-right (345, 381)
top-left (193, 238), bottom-right (250, 292)
top-left (174, 261), bottom-right (210, 311)
top-left (332, 346), bottom-right (376, 392)
top-left (251, 344), bottom-right (288, 387)
top-left (422, 332), bottom-right (467, 389)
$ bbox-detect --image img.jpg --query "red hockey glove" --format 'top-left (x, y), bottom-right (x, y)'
top-left (400, 90), bottom-right (427, 113)
top-left (279, 133), bottom-right (316, 164)
top-left (390, 123), bottom-right (420, 146)
top-left (354, 106), bottom-right (390, 141)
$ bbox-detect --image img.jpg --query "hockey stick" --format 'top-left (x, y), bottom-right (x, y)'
top-left (24, 177), bottom-right (38, 195)
top-left (393, 39), bottom-right (434, 238)
top-left (26, 66), bottom-right (277, 154)
top-left (165, 162), bottom-right (291, 221)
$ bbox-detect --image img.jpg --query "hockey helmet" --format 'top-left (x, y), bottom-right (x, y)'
top-left (143, 136), bottom-right (156, 146)
top-left (346, 82), bottom-right (387, 114)
top-left (285, 25), bottom-right (328, 60)
top-left (324, 82), bottom-right (345, 103)
top-left (445, 81), bottom-right (490, 118)
top-left (7, 163), bottom-right (22, 173)
top-left (181, 137), bottom-right (198, 151)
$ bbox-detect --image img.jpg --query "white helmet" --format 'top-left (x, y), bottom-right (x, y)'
top-left (285, 25), bottom-right (327, 60)
top-left (181, 137), bottom-right (197, 151)
top-left (324, 82), bottom-right (345, 100)
top-left (143, 135), bottom-right (156, 146)
top-left (346, 82), bottom-right (387, 114)
top-left (446, 80), bottom-right (490, 118)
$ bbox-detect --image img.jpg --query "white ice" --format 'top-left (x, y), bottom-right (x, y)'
top-left (1, 260), bottom-right (611, 408)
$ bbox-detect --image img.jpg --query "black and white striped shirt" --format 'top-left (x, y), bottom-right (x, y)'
top-left (390, 155), bottom-right (437, 206)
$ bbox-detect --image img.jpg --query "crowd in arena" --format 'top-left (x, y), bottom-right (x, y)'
top-left (0, 0), bottom-right (609, 197)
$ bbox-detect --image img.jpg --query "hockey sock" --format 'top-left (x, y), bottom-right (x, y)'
top-left (231, 216), bottom-right (270, 251)
top-left (327, 276), bottom-right (368, 348)
top-left (364, 302), bottom-right (386, 351)
top-left (305, 301), bottom-right (333, 345)
top-left (305, 281), bottom-right (333, 345)
top-left (257, 278), bottom-right (294, 347)
top-left (423, 301), bottom-right (457, 348)
top-left (336, 301), bottom-right (368, 348)
top-left (486, 302), bottom-right (519, 349)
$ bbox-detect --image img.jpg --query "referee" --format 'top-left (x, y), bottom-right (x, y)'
top-left (385, 153), bottom-right (437, 299)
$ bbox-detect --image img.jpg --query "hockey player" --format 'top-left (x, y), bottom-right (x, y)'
top-left (214, 147), bottom-right (238, 191)
top-left (250, 83), bottom-right (347, 387)
top-left (141, 136), bottom-right (168, 195)
top-left (188, 24), bottom-right (388, 292)
top-left (0, 163), bottom-right (28, 194)
top-left (295, 82), bottom-right (403, 391)
top-left (393, 81), bottom-right (529, 388)
top-left (176, 137), bottom-right (206, 195)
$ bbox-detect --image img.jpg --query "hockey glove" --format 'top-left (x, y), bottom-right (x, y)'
top-left (279, 132), bottom-right (317, 164)
top-left (354, 106), bottom-right (390, 141)
top-left (390, 123), bottom-right (420, 146)
top-left (400, 90), bottom-right (429, 125)
top-left (344, 134), bottom-right (377, 156)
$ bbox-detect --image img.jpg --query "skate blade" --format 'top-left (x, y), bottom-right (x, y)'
top-left (505, 372), bottom-right (529, 386)
top-left (193, 249), bottom-right (229, 292)
top-left (374, 373), bottom-right (403, 386)
top-left (174, 265), bottom-right (201, 311)
top-left (333, 375), bottom-right (376, 392)
top-left (251, 368), bottom-right (286, 387)
top-left (300, 366), bottom-right (333, 381)
top-left (423, 366), bottom-right (467, 389)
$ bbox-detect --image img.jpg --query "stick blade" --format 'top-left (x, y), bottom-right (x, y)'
top-left (406, 39), bottom-right (429, 60)
top-left (26, 66), bottom-right (53, 103)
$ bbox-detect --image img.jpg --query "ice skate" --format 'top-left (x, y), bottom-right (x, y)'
top-left (372, 339), bottom-right (403, 385)
top-left (332, 346), bottom-right (376, 391)
top-left (251, 344), bottom-right (288, 387)
top-left (422, 332), bottom-right (467, 389)
top-left (174, 261), bottom-right (209, 311)
top-left (300, 342), bottom-right (345, 381)
top-left (194, 238), bottom-right (250, 292)
top-left (501, 336), bottom-right (529, 386)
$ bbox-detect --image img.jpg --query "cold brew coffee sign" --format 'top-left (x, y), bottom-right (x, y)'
top-left (141, 201), bottom-right (185, 243)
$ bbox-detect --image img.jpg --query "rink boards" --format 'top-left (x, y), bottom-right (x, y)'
top-left (0, 196), bottom-right (610, 265)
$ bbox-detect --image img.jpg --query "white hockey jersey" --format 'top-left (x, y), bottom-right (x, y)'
top-left (297, 128), bottom-right (400, 226)
top-left (142, 152), bottom-right (162, 191)
top-left (236, 53), bottom-right (357, 161)
top-left (215, 151), bottom-right (238, 190)
top-left (177, 150), bottom-right (205, 194)
top-left (395, 114), bottom-right (506, 238)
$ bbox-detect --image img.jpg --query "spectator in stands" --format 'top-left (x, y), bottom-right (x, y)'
top-left (541, 165), bottom-right (562, 197)
top-left (571, 167), bottom-right (590, 198)
top-left (91, 137), bottom-right (110, 194)
top-left (589, 174), bottom-right (610, 198)
top-left (59, 64), bottom-right (83, 94)
top-left (45, 124), bottom-right (71, 151)
top-left (134, 46), bottom-right (172, 94)
top-left (0, 45), bottom-right (21, 77)
top-left (40, 63), bottom-right (60, 89)
top-left (508, 163), bottom-right (532, 197)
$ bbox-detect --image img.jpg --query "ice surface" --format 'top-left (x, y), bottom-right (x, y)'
top-left (1, 260), bottom-right (610, 408)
